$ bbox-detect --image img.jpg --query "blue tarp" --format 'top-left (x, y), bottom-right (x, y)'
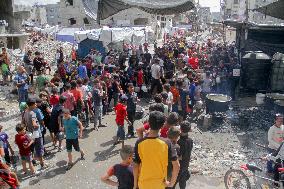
top-left (78, 38), bottom-right (106, 58)
top-left (56, 28), bottom-right (81, 44)
top-left (56, 34), bottom-right (76, 44)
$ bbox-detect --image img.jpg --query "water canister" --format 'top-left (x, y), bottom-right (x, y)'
top-left (241, 51), bottom-right (272, 91)
top-left (256, 93), bottom-right (265, 105)
top-left (271, 53), bottom-right (284, 92)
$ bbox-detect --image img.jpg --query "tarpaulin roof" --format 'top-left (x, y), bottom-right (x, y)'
top-left (255, 0), bottom-right (284, 20)
top-left (94, 0), bottom-right (195, 23)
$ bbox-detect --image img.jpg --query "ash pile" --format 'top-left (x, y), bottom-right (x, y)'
top-left (231, 106), bottom-right (276, 131)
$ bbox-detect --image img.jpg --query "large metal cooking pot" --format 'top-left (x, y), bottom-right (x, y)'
top-left (274, 100), bottom-right (284, 114)
top-left (206, 94), bottom-right (232, 113)
top-left (265, 93), bottom-right (284, 110)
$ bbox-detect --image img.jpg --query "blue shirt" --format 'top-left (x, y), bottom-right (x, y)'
top-left (14, 73), bottom-right (29, 91)
top-left (189, 83), bottom-right (196, 99)
top-left (33, 108), bottom-right (44, 134)
top-left (63, 116), bottom-right (79, 139)
top-left (0, 132), bottom-right (9, 153)
top-left (77, 65), bottom-right (87, 79)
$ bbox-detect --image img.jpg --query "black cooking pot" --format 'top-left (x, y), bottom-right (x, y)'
top-left (206, 94), bottom-right (232, 113)
top-left (274, 100), bottom-right (284, 114)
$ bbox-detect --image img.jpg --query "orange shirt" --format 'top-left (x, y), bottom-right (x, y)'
top-left (170, 87), bottom-right (179, 103)
top-left (70, 88), bottom-right (83, 103)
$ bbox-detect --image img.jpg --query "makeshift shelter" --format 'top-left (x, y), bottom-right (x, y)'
top-left (77, 39), bottom-right (106, 58)
top-left (75, 26), bottom-right (154, 57)
top-left (89, 0), bottom-right (194, 23)
top-left (56, 28), bottom-right (81, 44)
top-left (224, 20), bottom-right (284, 57)
top-left (255, 0), bottom-right (284, 20)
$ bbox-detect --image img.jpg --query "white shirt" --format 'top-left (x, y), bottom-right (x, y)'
top-left (151, 64), bottom-right (161, 79)
top-left (167, 91), bottom-right (173, 112)
top-left (202, 78), bottom-right (212, 93)
top-left (79, 85), bottom-right (90, 100)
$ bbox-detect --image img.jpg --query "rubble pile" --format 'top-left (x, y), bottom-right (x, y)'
top-left (25, 37), bottom-right (74, 65)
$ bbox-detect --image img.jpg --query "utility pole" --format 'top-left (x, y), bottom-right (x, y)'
top-left (245, 0), bottom-right (249, 22)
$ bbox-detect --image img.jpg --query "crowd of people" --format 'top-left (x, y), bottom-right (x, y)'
top-left (0, 30), bottom-right (251, 189)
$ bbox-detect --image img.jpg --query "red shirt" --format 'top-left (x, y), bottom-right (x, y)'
top-left (160, 125), bottom-right (169, 138)
top-left (115, 103), bottom-right (127, 126)
top-left (15, 133), bottom-right (31, 156)
top-left (137, 70), bottom-right (144, 86)
top-left (49, 94), bottom-right (59, 106)
top-left (188, 57), bottom-right (199, 70)
top-left (143, 122), bottom-right (150, 130)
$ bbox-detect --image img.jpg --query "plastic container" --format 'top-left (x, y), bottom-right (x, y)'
top-left (256, 93), bottom-right (265, 105)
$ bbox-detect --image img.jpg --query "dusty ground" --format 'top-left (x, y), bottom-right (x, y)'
top-left (0, 95), bottom-right (272, 189)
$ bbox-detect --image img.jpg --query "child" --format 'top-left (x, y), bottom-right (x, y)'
top-left (160, 92), bottom-right (169, 117)
top-left (167, 127), bottom-right (181, 187)
top-left (61, 109), bottom-right (85, 170)
top-left (160, 112), bottom-right (179, 138)
top-left (101, 145), bottom-right (134, 189)
top-left (174, 121), bottom-right (193, 189)
top-left (49, 88), bottom-right (60, 107)
top-left (113, 95), bottom-right (130, 148)
top-left (0, 125), bottom-right (14, 165)
top-left (164, 84), bottom-right (173, 113)
top-left (169, 80), bottom-right (180, 113)
top-left (15, 124), bottom-right (36, 175)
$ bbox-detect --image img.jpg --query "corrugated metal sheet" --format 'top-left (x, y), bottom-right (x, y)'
top-left (255, 0), bottom-right (284, 20)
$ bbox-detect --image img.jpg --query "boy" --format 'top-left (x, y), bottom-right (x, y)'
top-left (174, 121), bottom-right (193, 189)
top-left (133, 111), bottom-right (180, 189)
top-left (126, 83), bottom-right (138, 137)
top-left (49, 96), bottom-right (66, 151)
top-left (61, 109), bottom-right (85, 170)
top-left (36, 70), bottom-right (49, 92)
top-left (15, 124), bottom-right (36, 175)
top-left (101, 145), bottom-right (134, 189)
top-left (160, 112), bottom-right (179, 138)
top-left (167, 127), bottom-right (181, 189)
top-left (113, 95), bottom-right (130, 148)
top-left (0, 125), bottom-right (14, 165)
top-left (23, 98), bottom-right (47, 170)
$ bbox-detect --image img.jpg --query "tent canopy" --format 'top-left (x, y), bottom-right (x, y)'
top-left (56, 28), bottom-right (81, 44)
top-left (255, 0), bottom-right (284, 20)
top-left (93, 0), bottom-right (195, 23)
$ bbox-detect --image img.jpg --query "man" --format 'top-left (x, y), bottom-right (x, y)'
top-left (14, 66), bottom-right (29, 104)
top-left (126, 83), bottom-right (138, 137)
top-left (150, 58), bottom-right (162, 95)
top-left (61, 109), bottom-right (85, 170)
top-left (77, 61), bottom-right (88, 79)
top-left (33, 51), bottom-right (43, 75)
top-left (23, 50), bottom-right (33, 84)
top-left (92, 79), bottom-right (103, 130)
top-left (267, 114), bottom-right (284, 173)
top-left (133, 111), bottom-right (180, 189)
top-left (201, 72), bottom-right (212, 99)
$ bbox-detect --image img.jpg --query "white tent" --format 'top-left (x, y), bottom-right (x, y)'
top-left (74, 26), bottom-right (154, 47)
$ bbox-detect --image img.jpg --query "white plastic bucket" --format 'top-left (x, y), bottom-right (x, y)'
top-left (256, 93), bottom-right (265, 105)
